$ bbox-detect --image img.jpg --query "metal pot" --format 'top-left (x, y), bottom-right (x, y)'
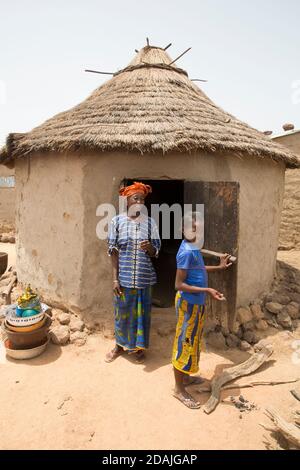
top-left (1, 316), bottom-right (52, 349)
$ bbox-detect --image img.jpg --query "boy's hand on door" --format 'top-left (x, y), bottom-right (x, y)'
top-left (219, 254), bottom-right (233, 270)
top-left (207, 288), bottom-right (226, 301)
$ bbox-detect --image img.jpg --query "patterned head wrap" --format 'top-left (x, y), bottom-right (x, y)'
top-left (119, 181), bottom-right (152, 197)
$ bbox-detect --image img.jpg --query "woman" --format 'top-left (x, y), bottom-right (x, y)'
top-left (105, 182), bottom-right (161, 363)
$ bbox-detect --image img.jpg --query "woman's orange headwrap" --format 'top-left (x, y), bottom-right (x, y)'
top-left (119, 182), bottom-right (152, 197)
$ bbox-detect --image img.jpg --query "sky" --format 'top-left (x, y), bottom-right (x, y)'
top-left (1, 0), bottom-right (300, 146)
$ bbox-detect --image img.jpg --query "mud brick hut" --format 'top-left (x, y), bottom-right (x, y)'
top-left (1, 45), bottom-right (299, 328)
top-left (272, 128), bottom-right (300, 250)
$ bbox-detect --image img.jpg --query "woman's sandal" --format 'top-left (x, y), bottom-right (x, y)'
top-left (173, 392), bottom-right (201, 409)
top-left (105, 346), bottom-right (123, 363)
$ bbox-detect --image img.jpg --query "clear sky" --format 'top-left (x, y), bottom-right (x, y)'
top-left (1, 0), bottom-right (299, 146)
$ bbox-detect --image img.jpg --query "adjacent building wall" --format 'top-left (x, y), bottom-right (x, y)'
top-left (15, 153), bottom-right (85, 312)
top-left (273, 132), bottom-right (300, 250)
top-left (0, 164), bottom-right (15, 233)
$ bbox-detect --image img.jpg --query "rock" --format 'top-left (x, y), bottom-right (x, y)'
top-left (204, 318), bottom-right (217, 334)
top-left (206, 331), bottom-right (227, 350)
top-left (230, 322), bottom-right (240, 334)
top-left (243, 330), bottom-right (259, 345)
top-left (1, 236), bottom-right (9, 243)
top-left (57, 313), bottom-right (71, 325)
top-left (236, 326), bottom-right (244, 339)
top-left (49, 325), bottom-right (70, 345)
top-left (240, 341), bottom-right (252, 352)
top-left (69, 318), bottom-right (85, 332)
top-left (277, 311), bottom-right (292, 329)
top-left (265, 302), bottom-right (283, 315)
top-left (70, 331), bottom-right (87, 346)
top-left (271, 294), bottom-right (290, 305)
top-left (221, 327), bottom-right (230, 337)
top-left (255, 319), bottom-right (269, 331)
top-left (250, 304), bottom-right (264, 320)
top-left (284, 302), bottom-right (300, 320)
top-left (242, 321), bottom-right (255, 331)
top-left (290, 284), bottom-right (300, 295)
top-left (289, 293), bottom-right (300, 304)
top-left (292, 320), bottom-right (299, 330)
top-left (9, 236), bottom-right (15, 243)
top-left (225, 334), bottom-right (240, 348)
top-left (237, 307), bottom-right (252, 325)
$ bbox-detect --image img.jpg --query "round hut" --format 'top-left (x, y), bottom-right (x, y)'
top-left (1, 45), bottom-right (299, 328)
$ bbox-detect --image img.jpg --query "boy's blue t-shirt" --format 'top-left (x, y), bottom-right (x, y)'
top-left (176, 239), bottom-right (208, 305)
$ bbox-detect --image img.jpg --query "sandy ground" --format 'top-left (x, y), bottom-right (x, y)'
top-left (0, 246), bottom-right (300, 450)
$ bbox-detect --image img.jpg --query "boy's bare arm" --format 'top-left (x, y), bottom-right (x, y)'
top-left (175, 269), bottom-right (224, 301)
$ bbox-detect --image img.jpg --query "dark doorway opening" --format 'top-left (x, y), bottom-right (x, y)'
top-left (123, 178), bottom-right (184, 307)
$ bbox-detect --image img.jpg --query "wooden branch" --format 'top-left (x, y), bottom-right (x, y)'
top-left (169, 47), bottom-right (192, 65)
top-left (203, 345), bottom-right (273, 414)
top-left (1, 275), bottom-right (17, 304)
top-left (191, 79), bottom-right (208, 82)
top-left (197, 378), bottom-right (300, 394)
top-left (164, 43), bottom-right (172, 51)
top-left (201, 248), bottom-right (237, 264)
top-left (146, 37), bottom-right (149, 46)
top-left (263, 407), bottom-right (300, 449)
top-left (290, 390), bottom-right (300, 402)
top-left (85, 69), bottom-right (114, 75)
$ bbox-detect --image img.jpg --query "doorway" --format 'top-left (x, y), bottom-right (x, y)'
top-left (123, 178), bottom-right (184, 307)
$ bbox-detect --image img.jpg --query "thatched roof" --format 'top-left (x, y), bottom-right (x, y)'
top-left (1, 45), bottom-right (299, 168)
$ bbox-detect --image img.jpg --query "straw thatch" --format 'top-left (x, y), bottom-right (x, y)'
top-left (1, 46), bottom-right (299, 168)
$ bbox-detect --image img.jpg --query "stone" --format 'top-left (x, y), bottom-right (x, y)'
top-left (9, 236), bottom-right (15, 243)
top-left (242, 321), bottom-right (255, 331)
top-left (290, 284), bottom-right (300, 295)
top-left (230, 322), bottom-right (240, 334)
top-left (236, 326), bottom-right (244, 339)
top-left (243, 330), bottom-right (259, 345)
top-left (225, 334), bottom-right (240, 349)
top-left (57, 313), bottom-right (71, 325)
top-left (206, 331), bottom-right (227, 350)
top-left (240, 341), bottom-right (252, 352)
top-left (277, 311), bottom-right (292, 329)
top-left (284, 302), bottom-right (300, 320)
top-left (255, 319), bottom-right (269, 331)
top-left (250, 304), bottom-right (264, 320)
top-left (49, 325), bottom-right (70, 345)
top-left (221, 327), bottom-right (230, 337)
top-left (237, 307), bottom-right (252, 325)
top-left (70, 331), bottom-right (87, 346)
top-left (204, 318), bottom-right (217, 334)
top-left (265, 302), bottom-right (283, 315)
top-left (69, 318), bottom-right (85, 332)
top-left (289, 293), bottom-right (300, 304)
top-left (292, 320), bottom-right (299, 330)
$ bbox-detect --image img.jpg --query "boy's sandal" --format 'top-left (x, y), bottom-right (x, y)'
top-left (173, 392), bottom-right (201, 409)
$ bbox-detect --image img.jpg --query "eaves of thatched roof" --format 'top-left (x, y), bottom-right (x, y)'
top-left (1, 46), bottom-right (299, 168)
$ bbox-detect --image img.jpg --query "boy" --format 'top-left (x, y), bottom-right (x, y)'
top-left (172, 212), bottom-right (232, 409)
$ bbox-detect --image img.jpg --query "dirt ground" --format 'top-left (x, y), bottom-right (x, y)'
top-left (0, 247), bottom-right (300, 450)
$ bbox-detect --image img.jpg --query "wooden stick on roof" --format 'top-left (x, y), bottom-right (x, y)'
top-left (164, 43), bottom-right (172, 51)
top-left (169, 47), bottom-right (191, 65)
top-left (146, 37), bottom-right (150, 46)
top-left (85, 69), bottom-right (114, 75)
top-left (191, 79), bottom-right (208, 82)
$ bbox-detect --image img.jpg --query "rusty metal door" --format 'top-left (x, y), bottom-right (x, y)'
top-left (184, 181), bottom-right (239, 329)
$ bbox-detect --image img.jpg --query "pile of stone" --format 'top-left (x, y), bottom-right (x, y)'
top-left (0, 233), bottom-right (15, 243)
top-left (48, 309), bottom-right (90, 347)
top-left (205, 260), bottom-right (300, 352)
top-left (229, 395), bottom-right (258, 416)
